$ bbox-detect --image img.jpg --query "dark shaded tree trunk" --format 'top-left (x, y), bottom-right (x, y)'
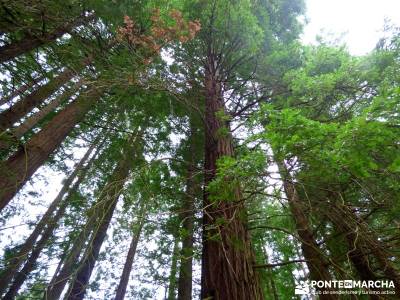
top-left (276, 161), bottom-right (336, 300)
top-left (0, 14), bottom-right (93, 63)
top-left (201, 55), bottom-right (263, 300)
top-left (65, 144), bottom-right (135, 300)
top-left (0, 86), bottom-right (102, 212)
top-left (260, 239), bottom-right (279, 300)
top-left (325, 201), bottom-right (400, 295)
top-left (167, 237), bottom-right (180, 300)
top-left (177, 126), bottom-right (197, 300)
top-left (1, 138), bottom-right (102, 299)
top-left (44, 210), bottom-right (97, 300)
top-left (114, 203), bottom-right (146, 300)
top-left (0, 136), bottom-right (98, 296)
top-left (0, 68), bottom-right (85, 131)
top-left (0, 75), bottom-right (44, 106)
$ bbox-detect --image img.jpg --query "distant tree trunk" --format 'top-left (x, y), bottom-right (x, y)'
top-left (167, 236), bottom-right (180, 300)
top-left (201, 54), bottom-right (263, 300)
top-left (276, 160), bottom-right (336, 300)
top-left (260, 237), bottom-right (279, 300)
top-left (65, 143), bottom-right (135, 300)
top-left (114, 203), bottom-right (147, 300)
top-left (44, 211), bottom-right (97, 300)
top-left (0, 80), bottom-right (83, 150)
top-left (0, 14), bottom-right (94, 63)
top-left (177, 126), bottom-right (197, 300)
top-left (0, 137), bottom-right (98, 296)
top-left (0, 68), bottom-right (84, 131)
top-left (0, 86), bottom-right (102, 212)
top-left (1, 138), bottom-right (103, 299)
top-left (0, 75), bottom-right (44, 106)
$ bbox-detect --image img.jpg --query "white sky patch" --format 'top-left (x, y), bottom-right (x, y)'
top-left (302, 0), bottom-right (400, 55)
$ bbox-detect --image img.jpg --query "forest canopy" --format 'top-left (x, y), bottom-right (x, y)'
top-left (0, 0), bottom-right (399, 299)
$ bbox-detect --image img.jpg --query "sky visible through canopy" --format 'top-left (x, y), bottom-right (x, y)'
top-left (303, 0), bottom-right (400, 55)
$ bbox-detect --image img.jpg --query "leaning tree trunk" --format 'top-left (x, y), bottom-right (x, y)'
top-left (0, 86), bottom-right (102, 212)
top-left (0, 66), bottom-right (87, 131)
top-left (0, 80), bottom-right (83, 150)
top-left (177, 125), bottom-right (197, 300)
top-left (0, 75), bottom-right (44, 106)
top-left (0, 137), bottom-right (99, 296)
top-left (276, 160), bottom-right (336, 300)
top-left (0, 14), bottom-right (94, 63)
top-left (44, 207), bottom-right (98, 300)
top-left (201, 54), bottom-right (263, 300)
top-left (12, 80), bottom-right (83, 138)
top-left (325, 200), bottom-right (400, 295)
top-left (65, 143), bottom-right (135, 300)
top-left (114, 201), bottom-right (147, 300)
top-left (1, 138), bottom-right (103, 299)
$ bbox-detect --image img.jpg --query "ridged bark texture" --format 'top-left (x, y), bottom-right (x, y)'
top-left (201, 55), bottom-right (263, 300)
top-left (276, 161), bottom-right (337, 300)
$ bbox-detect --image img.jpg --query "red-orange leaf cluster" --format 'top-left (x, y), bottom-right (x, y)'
top-left (117, 9), bottom-right (201, 64)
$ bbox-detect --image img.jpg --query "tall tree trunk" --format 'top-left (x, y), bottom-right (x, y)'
top-left (201, 55), bottom-right (263, 300)
top-left (114, 202), bottom-right (147, 300)
top-left (167, 237), bottom-right (180, 300)
top-left (325, 200), bottom-right (400, 295)
top-left (177, 126), bottom-right (197, 300)
top-left (0, 136), bottom-right (98, 296)
top-left (276, 160), bottom-right (336, 300)
top-left (0, 80), bottom-right (83, 150)
top-left (1, 138), bottom-right (103, 299)
top-left (0, 75), bottom-right (44, 106)
top-left (0, 67), bottom-right (85, 131)
top-left (0, 14), bottom-right (94, 63)
top-left (65, 143), bottom-right (135, 300)
top-left (0, 86), bottom-right (102, 212)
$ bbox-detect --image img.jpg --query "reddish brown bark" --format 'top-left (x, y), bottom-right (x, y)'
top-left (0, 87), bottom-right (102, 212)
top-left (201, 55), bottom-right (263, 300)
top-left (325, 201), bottom-right (400, 295)
top-left (0, 68), bottom-right (86, 131)
top-left (276, 161), bottom-right (337, 300)
top-left (0, 14), bottom-right (94, 63)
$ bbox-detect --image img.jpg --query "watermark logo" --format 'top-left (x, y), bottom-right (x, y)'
top-left (295, 280), bottom-right (396, 296)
